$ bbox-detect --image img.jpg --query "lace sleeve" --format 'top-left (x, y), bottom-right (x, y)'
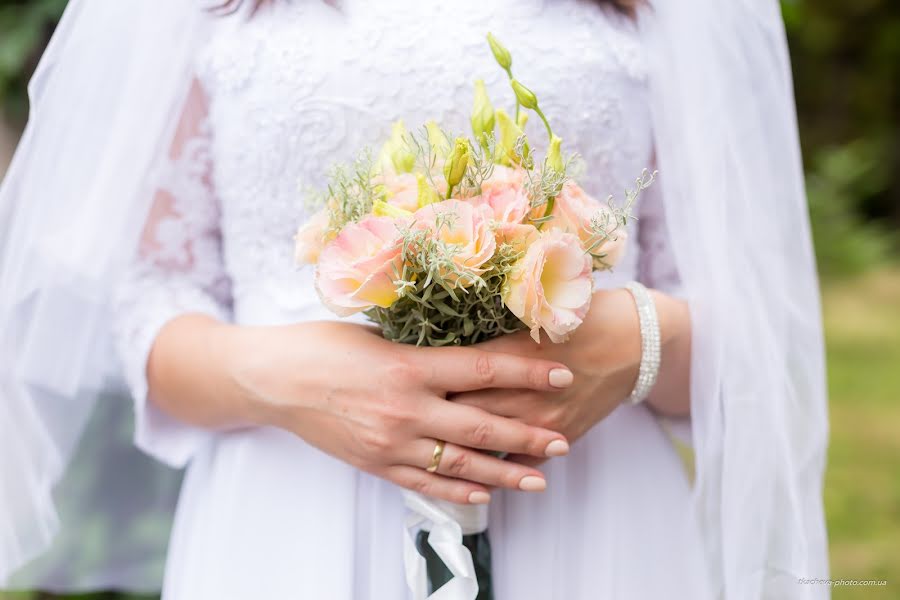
top-left (112, 80), bottom-right (232, 468)
top-left (636, 181), bottom-right (684, 298)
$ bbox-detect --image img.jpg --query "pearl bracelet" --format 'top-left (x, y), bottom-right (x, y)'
top-left (623, 281), bottom-right (661, 405)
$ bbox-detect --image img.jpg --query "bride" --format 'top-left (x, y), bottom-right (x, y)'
top-left (0, 0), bottom-right (830, 598)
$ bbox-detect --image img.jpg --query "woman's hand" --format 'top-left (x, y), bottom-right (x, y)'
top-left (151, 318), bottom-right (574, 506)
top-left (451, 288), bottom-right (691, 466)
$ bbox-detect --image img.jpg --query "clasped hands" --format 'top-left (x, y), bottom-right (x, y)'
top-left (220, 289), bottom-right (654, 506)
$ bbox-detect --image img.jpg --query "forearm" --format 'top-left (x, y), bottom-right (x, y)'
top-left (644, 291), bottom-right (691, 417)
top-left (146, 314), bottom-right (269, 431)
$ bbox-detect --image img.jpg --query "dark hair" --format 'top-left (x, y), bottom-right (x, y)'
top-left (212, 0), bottom-right (640, 18)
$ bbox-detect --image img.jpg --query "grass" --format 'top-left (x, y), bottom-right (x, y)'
top-left (821, 268), bottom-right (900, 599)
top-left (3, 269), bottom-right (900, 600)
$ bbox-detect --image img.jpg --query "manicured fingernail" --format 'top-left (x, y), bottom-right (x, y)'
top-left (548, 368), bottom-right (573, 388)
top-left (544, 439), bottom-right (570, 457)
top-left (468, 491), bottom-right (491, 504)
top-left (518, 475), bottom-right (547, 492)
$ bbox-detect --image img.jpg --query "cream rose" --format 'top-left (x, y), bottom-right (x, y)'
top-left (476, 165), bottom-right (530, 226)
top-left (294, 208), bottom-right (333, 265)
top-left (503, 229), bottom-right (593, 343)
top-left (375, 172), bottom-right (420, 213)
top-left (413, 199), bottom-right (496, 285)
top-left (546, 181), bottom-right (627, 269)
top-left (315, 215), bottom-right (406, 316)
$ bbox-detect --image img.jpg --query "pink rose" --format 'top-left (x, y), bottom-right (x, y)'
top-left (496, 222), bottom-right (540, 256)
top-left (476, 165), bottom-right (530, 226)
top-left (374, 172), bottom-right (420, 213)
top-left (315, 215), bottom-right (405, 316)
top-left (503, 229), bottom-right (593, 343)
top-left (374, 172), bottom-right (447, 212)
top-left (413, 199), bottom-right (496, 285)
top-left (294, 208), bottom-right (332, 265)
top-left (546, 182), bottom-right (627, 268)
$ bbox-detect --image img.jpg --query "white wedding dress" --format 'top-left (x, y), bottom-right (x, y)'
top-left (111, 1), bottom-right (706, 597)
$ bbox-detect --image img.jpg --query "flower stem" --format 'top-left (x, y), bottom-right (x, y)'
top-left (535, 107), bottom-right (553, 141)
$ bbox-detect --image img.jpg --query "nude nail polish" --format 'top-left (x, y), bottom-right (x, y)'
top-left (548, 368), bottom-right (573, 388)
top-left (468, 491), bottom-right (491, 504)
top-left (518, 475), bottom-right (547, 492)
top-left (544, 439), bottom-right (570, 457)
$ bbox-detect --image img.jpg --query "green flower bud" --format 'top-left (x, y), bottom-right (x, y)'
top-left (378, 120), bottom-right (416, 174)
top-left (443, 137), bottom-right (471, 191)
top-left (425, 120), bottom-right (451, 157)
top-left (496, 109), bottom-right (530, 166)
top-left (516, 111), bottom-right (529, 130)
top-left (510, 79), bottom-right (539, 110)
top-left (486, 33), bottom-right (512, 71)
top-left (547, 135), bottom-right (564, 172)
top-left (416, 173), bottom-right (440, 207)
top-left (373, 198), bottom-right (413, 219)
top-left (470, 79), bottom-right (496, 146)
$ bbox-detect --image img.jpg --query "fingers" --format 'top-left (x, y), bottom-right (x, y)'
top-left (504, 453), bottom-right (547, 469)
top-left (384, 465), bottom-right (492, 505)
top-left (420, 346), bottom-right (573, 393)
top-left (403, 440), bottom-right (547, 492)
top-left (422, 400), bottom-right (570, 458)
top-left (450, 388), bottom-right (546, 418)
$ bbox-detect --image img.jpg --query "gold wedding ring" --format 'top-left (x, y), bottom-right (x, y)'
top-left (425, 440), bottom-right (446, 473)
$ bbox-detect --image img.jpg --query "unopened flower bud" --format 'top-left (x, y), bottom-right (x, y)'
top-left (378, 121), bottom-right (416, 174)
top-left (470, 79), bottom-right (496, 146)
top-left (425, 120), bottom-right (450, 157)
top-left (373, 199), bottom-right (413, 219)
top-left (443, 137), bottom-right (471, 191)
top-left (547, 135), bottom-right (564, 172)
top-left (496, 109), bottom-right (530, 165)
top-left (510, 79), bottom-right (539, 110)
top-left (516, 111), bottom-right (529, 130)
top-left (487, 32), bottom-right (512, 71)
top-left (416, 173), bottom-right (440, 207)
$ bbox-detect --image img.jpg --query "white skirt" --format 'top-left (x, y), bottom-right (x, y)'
top-left (160, 402), bottom-right (709, 599)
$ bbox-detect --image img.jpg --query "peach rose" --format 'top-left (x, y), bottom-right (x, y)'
top-left (546, 181), bottom-right (627, 268)
top-left (413, 199), bottom-right (496, 285)
top-left (294, 208), bottom-right (333, 265)
top-left (503, 229), bottom-right (593, 343)
top-left (495, 222), bottom-right (540, 256)
top-left (374, 172), bottom-right (420, 213)
top-left (374, 171), bottom-right (448, 212)
top-left (315, 215), bottom-right (405, 316)
top-left (476, 165), bottom-right (530, 226)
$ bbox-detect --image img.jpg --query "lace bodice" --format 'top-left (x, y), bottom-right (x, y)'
top-left (113, 0), bottom-right (679, 465)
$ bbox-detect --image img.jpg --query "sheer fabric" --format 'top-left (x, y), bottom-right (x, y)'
top-left (641, 1), bottom-right (830, 597)
top-left (0, 0), bottom-right (828, 598)
top-left (112, 81), bottom-right (230, 469)
top-left (0, 0), bottom-right (207, 590)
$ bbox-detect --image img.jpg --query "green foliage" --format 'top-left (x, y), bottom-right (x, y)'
top-left (0, 0), bottom-right (66, 124)
top-left (365, 259), bottom-right (526, 348)
top-left (783, 0), bottom-right (900, 278)
top-left (806, 139), bottom-right (897, 277)
top-left (364, 207), bottom-right (529, 348)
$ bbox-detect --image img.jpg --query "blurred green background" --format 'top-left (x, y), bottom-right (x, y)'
top-left (1, 0), bottom-right (898, 598)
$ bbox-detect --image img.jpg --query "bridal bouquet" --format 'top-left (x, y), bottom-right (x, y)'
top-left (295, 33), bottom-right (653, 596)
top-left (296, 35), bottom-right (653, 347)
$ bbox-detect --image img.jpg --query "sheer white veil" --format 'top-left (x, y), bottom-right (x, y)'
top-left (0, 0), bottom-right (210, 589)
top-left (640, 0), bottom-right (829, 597)
top-left (0, 0), bottom-right (829, 596)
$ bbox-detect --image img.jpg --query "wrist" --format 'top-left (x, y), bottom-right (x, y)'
top-left (645, 291), bottom-right (692, 417)
top-left (576, 288), bottom-right (642, 393)
top-left (210, 322), bottom-right (286, 429)
top-left (650, 290), bottom-right (688, 350)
